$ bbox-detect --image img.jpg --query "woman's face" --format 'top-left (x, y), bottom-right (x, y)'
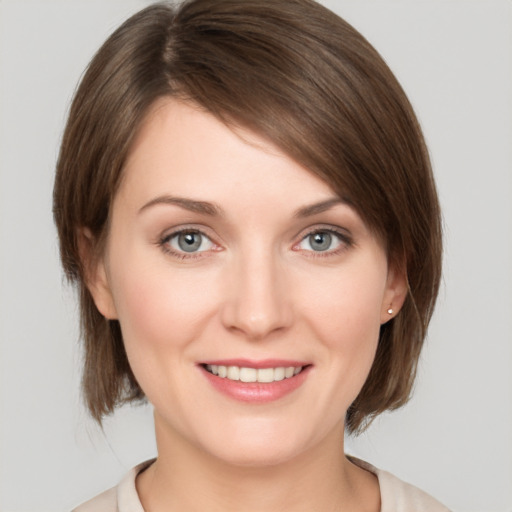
top-left (89, 98), bottom-right (405, 466)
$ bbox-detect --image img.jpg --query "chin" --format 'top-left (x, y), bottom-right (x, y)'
top-left (196, 418), bottom-right (320, 469)
top-left (211, 441), bottom-right (304, 468)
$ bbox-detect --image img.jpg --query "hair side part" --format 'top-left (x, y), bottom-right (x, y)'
top-left (53, 0), bottom-right (442, 433)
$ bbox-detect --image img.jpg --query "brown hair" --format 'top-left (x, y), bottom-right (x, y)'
top-left (53, 0), bottom-right (442, 433)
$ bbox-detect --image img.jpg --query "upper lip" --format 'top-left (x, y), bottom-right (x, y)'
top-left (199, 358), bottom-right (310, 369)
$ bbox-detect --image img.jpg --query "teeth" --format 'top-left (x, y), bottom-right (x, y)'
top-left (257, 368), bottom-right (274, 383)
top-left (205, 365), bottom-right (303, 382)
top-left (274, 367), bottom-right (285, 381)
top-left (227, 366), bottom-right (240, 380)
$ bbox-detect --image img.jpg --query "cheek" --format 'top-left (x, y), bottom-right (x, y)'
top-left (296, 260), bottom-right (387, 399)
top-left (107, 252), bottom-right (220, 362)
top-left (107, 264), bottom-right (224, 413)
top-left (301, 262), bottom-right (386, 345)
top-left (322, 291), bottom-right (381, 384)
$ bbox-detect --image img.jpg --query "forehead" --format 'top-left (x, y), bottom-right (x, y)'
top-left (118, 98), bottom-right (339, 211)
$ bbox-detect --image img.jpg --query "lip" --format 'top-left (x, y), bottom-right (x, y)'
top-left (198, 359), bottom-right (312, 403)
top-left (201, 358), bottom-right (308, 369)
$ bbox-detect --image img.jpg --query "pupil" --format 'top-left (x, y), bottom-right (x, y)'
top-left (311, 232), bottom-right (331, 251)
top-left (178, 232), bottom-right (201, 252)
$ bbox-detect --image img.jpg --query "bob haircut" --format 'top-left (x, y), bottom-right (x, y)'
top-left (53, 0), bottom-right (442, 434)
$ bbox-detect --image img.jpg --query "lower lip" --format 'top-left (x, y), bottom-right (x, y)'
top-left (200, 366), bottom-right (311, 403)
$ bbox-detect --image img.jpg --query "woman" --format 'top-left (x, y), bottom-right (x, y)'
top-left (53, 0), bottom-right (448, 510)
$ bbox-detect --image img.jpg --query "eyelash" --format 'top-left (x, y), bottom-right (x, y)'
top-left (293, 227), bottom-right (353, 258)
top-left (158, 228), bottom-right (218, 260)
top-left (157, 226), bottom-right (353, 260)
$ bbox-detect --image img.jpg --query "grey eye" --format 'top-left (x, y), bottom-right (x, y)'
top-left (178, 232), bottom-right (202, 252)
top-left (308, 232), bottom-right (332, 251)
top-left (169, 231), bottom-right (213, 253)
top-left (297, 230), bottom-right (345, 253)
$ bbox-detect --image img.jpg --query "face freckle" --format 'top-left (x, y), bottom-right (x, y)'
top-left (91, 98), bottom-right (404, 467)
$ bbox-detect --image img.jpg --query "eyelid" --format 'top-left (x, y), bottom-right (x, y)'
top-left (168, 231), bottom-right (213, 253)
top-left (158, 225), bottom-right (222, 259)
top-left (294, 224), bottom-right (353, 242)
top-left (292, 225), bottom-right (353, 254)
top-left (156, 223), bottom-right (353, 259)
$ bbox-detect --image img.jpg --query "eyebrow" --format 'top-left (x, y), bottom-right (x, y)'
top-left (138, 195), bottom-right (349, 218)
top-left (293, 197), bottom-right (350, 218)
top-left (138, 195), bottom-right (221, 216)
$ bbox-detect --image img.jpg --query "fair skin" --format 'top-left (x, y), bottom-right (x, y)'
top-left (86, 98), bottom-right (406, 512)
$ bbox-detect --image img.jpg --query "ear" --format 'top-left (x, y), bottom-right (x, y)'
top-left (77, 228), bottom-right (118, 320)
top-left (380, 262), bottom-right (408, 324)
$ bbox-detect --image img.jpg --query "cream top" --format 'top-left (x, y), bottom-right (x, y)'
top-left (73, 457), bottom-right (450, 512)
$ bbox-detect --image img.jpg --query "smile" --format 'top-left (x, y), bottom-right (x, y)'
top-left (205, 364), bottom-right (302, 383)
top-left (200, 360), bottom-right (311, 402)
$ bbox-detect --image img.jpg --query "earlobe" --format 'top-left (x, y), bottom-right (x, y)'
top-left (380, 264), bottom-right (408, 324)
top-left (77, 228), bottom-right (118, 320)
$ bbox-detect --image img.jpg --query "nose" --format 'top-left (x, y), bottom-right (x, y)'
top-left (221, 250), bottom-right (293, 340)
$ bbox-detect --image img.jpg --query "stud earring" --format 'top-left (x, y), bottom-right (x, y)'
top-left (387, 306), bottom-right (394, 315)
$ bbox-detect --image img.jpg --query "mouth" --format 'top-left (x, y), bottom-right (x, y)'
top-left (203, 364), bottom-right (304, 383)
top-left (199, 360), bottom-right (311, 403)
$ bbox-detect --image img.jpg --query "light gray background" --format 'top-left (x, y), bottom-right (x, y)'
top-left (1, 1), bottom-right (511, 511)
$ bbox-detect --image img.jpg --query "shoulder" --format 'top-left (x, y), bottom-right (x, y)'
top-left (349, 456), bottom-right (451, 512)
top-left (71, 460), bottom-right (154, 512)
top-left (72, 486), bottom-right (117, 512)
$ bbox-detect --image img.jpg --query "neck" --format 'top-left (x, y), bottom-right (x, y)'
top-left (136, 415), bottom-right (379, 512)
